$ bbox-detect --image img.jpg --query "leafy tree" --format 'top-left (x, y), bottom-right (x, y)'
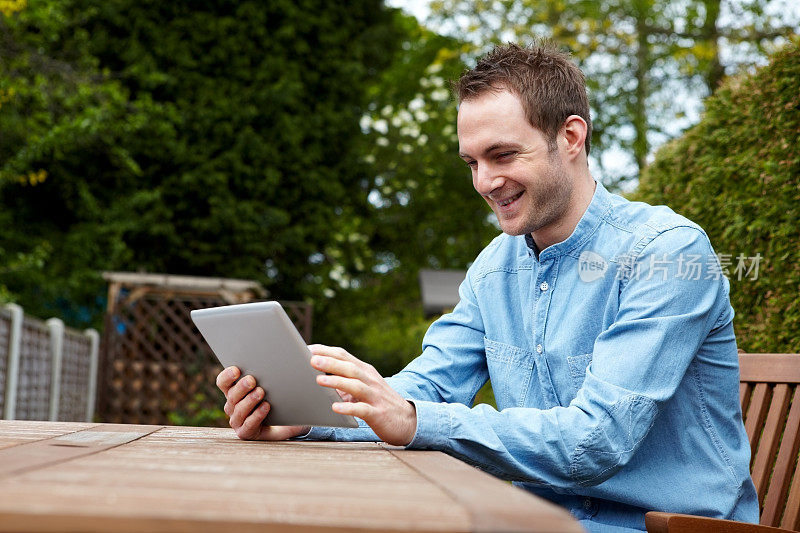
top-left (427, 0), bottom-right (800, 186)
top-left (0, 0), bottom-right (401, 325)
top-left (634, 40), bottom-right (800, 352)
top-left (358, 15), bottom-right (495, 280)
top-left (314, 13), bottom-right (498, 377)
top-left (0, 0), bottom-right (143, 312)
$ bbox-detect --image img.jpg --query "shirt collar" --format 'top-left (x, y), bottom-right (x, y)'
top-left (524, 233), bottom-right (541, 259)
top-left (524, 179), bottom-right (612, 261)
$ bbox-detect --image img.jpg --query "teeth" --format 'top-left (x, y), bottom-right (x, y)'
top-left (497, 192), bottom-right (522, 206)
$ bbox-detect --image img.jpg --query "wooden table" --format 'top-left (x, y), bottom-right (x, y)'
top-left (0, 421), bottom-right (583, 533)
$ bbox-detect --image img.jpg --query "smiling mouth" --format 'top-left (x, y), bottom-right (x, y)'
top-left (496, 191), bottom-right (523, 207)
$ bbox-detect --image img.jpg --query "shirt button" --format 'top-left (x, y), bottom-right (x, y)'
top-left (583, 498), bottom-right (592, 510)
top-left (536, 344), bottom-right (543, 353)
top-left (539, 281), bottom-right (549, 291)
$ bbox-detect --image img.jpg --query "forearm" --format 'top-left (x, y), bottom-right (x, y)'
top-left (407, 379), bottom-right (659, 489)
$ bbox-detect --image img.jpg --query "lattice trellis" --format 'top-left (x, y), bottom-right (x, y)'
top-left (99, 273), bottom-right (312, 425)
top-left (103, 295), bottom-right (225, 424)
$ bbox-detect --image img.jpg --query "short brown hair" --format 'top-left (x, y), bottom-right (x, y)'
top-left (454, 41), bottom-right (592, 155)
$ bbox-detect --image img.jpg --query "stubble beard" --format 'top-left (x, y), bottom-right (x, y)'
top-left (497, 153), bottom-right (574, 237)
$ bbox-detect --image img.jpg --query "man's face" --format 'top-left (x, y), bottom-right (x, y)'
top-left (457, 89), bottom-right (573, 237)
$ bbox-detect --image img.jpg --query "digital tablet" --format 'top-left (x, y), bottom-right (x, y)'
top-left (191, 301), bottom-right (358, 428)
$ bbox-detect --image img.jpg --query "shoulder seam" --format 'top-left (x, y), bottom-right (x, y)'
top-left (619, 224), bottom-right (709, 291)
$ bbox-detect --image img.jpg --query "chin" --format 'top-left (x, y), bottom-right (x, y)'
top-left (500, 226), bottom-right (528, 237)
top-left (496, 220), bottom-right (529, 236)
top-left (498, 215), bottom-right (546, 237)
top-left (493, 205), bottom-right (545, 235)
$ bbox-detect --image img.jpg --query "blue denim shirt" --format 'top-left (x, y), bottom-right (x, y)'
top-left (306, 181), bottom-right (758, 532)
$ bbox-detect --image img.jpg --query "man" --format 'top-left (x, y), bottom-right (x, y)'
top-left (217, 42), bottom-right (758, 532)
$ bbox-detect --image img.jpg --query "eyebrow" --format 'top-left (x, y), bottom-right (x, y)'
top-left (459, 142), bottom-right (521, 159)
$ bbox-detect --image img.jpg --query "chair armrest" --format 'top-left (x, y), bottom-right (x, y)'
top-left (645, 512), bottom-right (793, 533)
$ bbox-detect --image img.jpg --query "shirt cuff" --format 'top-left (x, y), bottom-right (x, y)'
top-left (406, 400), bottom-right (450, 450)
top-left (291, 426), bottom-right (335, 440)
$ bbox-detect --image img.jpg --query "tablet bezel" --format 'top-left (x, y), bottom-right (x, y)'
top-left (191, 301), bottom-right (358, 428)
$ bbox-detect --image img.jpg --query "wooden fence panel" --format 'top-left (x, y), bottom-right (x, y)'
top-left (58, 330), bottom-right (93, 422)
top-left (1, 305), bottom-right (97, 422)
top-left (15, 318), bottom-right (51, 421)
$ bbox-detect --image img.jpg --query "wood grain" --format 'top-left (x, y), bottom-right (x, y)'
top-left (739, 354), bottom-right (800, 384)
top-left (750, 384), bottom-right (790, 504)
top-left (0, 423), bottom-right (161, 477)
top-left (0, 422), bottom-right (582, 532)
top-left (384, 445), bottom-right (583, 533)
top-left (743, 383), bottom-right (771, 460)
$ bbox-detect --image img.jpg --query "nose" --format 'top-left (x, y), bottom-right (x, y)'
top-left (473, 163), bottom-right (505, 196)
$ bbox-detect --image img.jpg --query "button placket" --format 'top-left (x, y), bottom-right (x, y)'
top-left (534, 262), bottom-right (556, 357)
top-left (532, 258), bottom-right (559, 407)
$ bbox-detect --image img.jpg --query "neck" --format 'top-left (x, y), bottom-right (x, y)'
top-left (530, 173), bottom-right (596, 251)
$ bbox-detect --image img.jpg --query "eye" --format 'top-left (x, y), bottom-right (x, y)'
top-left (464, 159), bottom-right (478, 169)
top-left (497, 151), bottom-right (516, 161)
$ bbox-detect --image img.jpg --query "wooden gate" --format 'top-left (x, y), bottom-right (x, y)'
top-left (99, 272), bottom-right (312, 425)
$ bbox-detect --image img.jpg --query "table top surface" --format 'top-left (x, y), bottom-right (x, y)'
top-left (0, 420), bottom-right (583, 533)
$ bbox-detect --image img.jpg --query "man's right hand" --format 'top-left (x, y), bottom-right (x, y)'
top-left (215, 366), bottom-right (310, 441)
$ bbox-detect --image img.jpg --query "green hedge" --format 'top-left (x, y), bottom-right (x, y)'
top-left (634, 42), bottom-right (800, 353)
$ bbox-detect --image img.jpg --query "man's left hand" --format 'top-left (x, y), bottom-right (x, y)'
top-left (309, 344), bottom-right (417, 446)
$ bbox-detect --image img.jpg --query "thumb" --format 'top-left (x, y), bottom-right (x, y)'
top-left (257, 425), bottom-right (311, 441)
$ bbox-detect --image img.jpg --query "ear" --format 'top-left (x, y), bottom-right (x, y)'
top-left (559, 115), bottom-right (588, 162)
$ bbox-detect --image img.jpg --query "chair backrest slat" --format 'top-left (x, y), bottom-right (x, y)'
top-left (744, 382), bottom-right (772, 459)
top-left (738, 353), bottom-right (800, 529)
top-left (773, 387), bottom-right (800, 530)
top-left (740, 382), bottom-right (751, 414)
top-left (780, 454), bottom-right (800, 530)
top-left (752, 384), bottom-right (791, 519)
top-left (752, 383), bottom-right (791, 524)
top-left (739, 353), bottom-right (800, 384)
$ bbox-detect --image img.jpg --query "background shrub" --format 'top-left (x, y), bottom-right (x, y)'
top-left (634, 42), bottom-right (800, 352)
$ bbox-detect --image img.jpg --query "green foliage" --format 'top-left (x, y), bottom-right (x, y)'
top-left (0, 1), bottom-right (140, 314)
top-left (313, 13), bottom-right (498, 374)
top-left (428, 0), bottom-right (800, 185)
top-left (1, 3), bottom-right (492, 394)
top-left (474, 380), bottom-right (496, 409)
top-left (358, 17), bottom-right (494, 274)
top-left (634, 41), bottom-right (800, 352)
top-left (0, 0), bottom-right (27, 17)
top-left (0, 0), bottom-right (401, 325)
top-left (319, 281), bottom-right (437, 376)
top-left (167, 393), bottom-right (227, 428)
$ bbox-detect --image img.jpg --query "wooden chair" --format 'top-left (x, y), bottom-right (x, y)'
top-left (646, 353), bottom-right (800, 532)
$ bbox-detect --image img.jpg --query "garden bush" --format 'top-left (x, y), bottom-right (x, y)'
top-left (634, 41), bottom-right (800, 352)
